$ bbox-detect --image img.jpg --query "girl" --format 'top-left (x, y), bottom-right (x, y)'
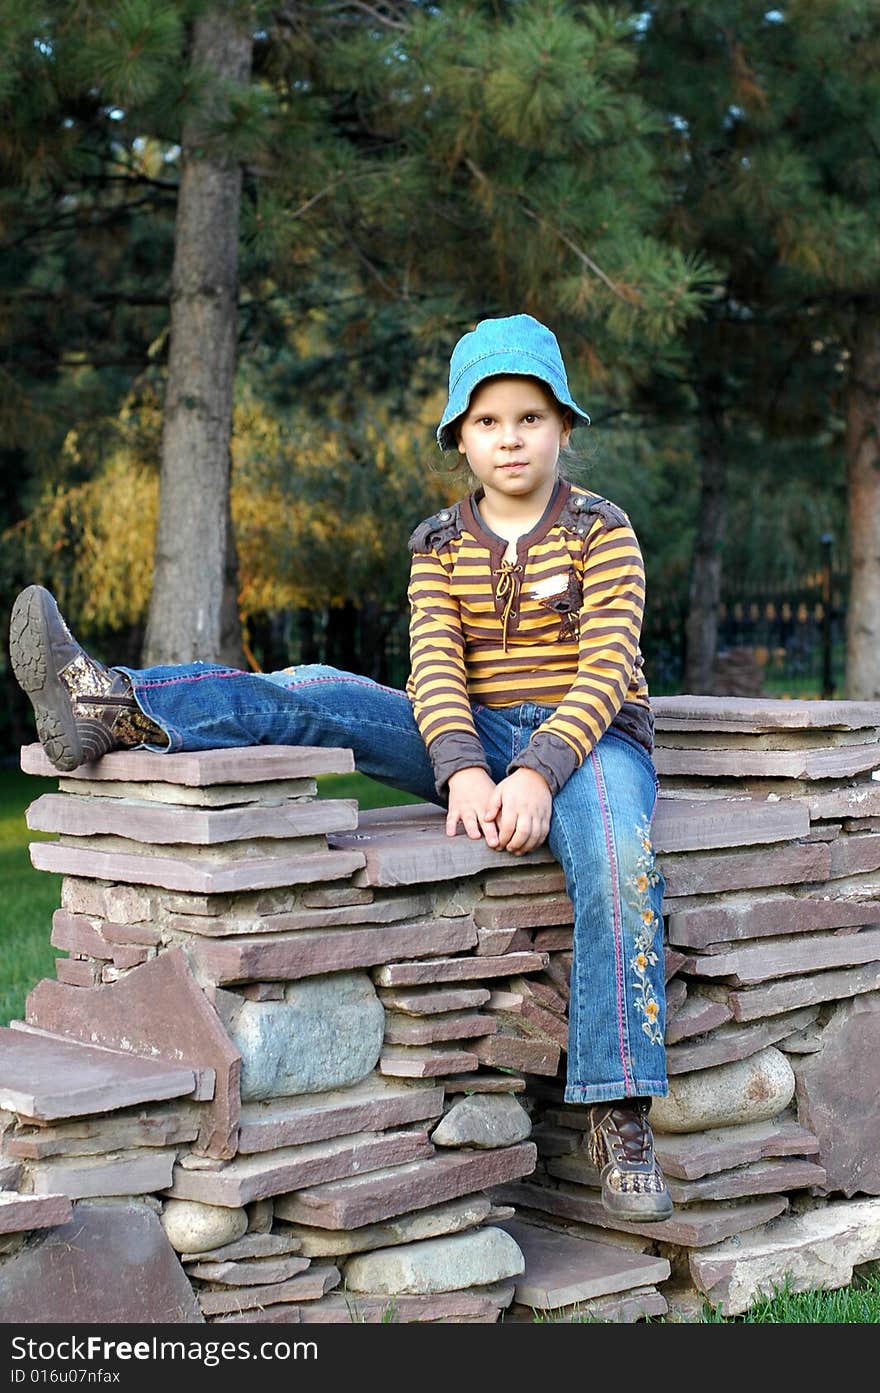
top-left (10, 313), bottom-right (671, 1221)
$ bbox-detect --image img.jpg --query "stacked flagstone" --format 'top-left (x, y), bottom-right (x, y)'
top-left (1, 740), bottom-right (667, 1324)
top-left (3, 694), bottom-right (880, 1321)
top-left (495, 696), bottom-right (880, 1316)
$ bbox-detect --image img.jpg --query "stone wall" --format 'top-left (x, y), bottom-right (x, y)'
top-left (1, 696), bottom-right (880, 1322)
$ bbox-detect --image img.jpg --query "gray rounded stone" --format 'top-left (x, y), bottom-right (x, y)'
top-left (343, 1226), bottom-right (525, 1294)
top-left (226, 971), bottom-right (385, 1100)
top-left (432, 1093), bottom-right (532, 1148)
top-left (651, 1047), bottom-right (796, 1134)
top-left (160, 1198), bottom-right (248, 1254)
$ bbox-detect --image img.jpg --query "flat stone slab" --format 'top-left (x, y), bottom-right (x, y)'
top-left (665, 1156), bottom-right (826, 1203)
top-left (197, 1264), bottom-right (340, 1315)
top-left (279, 1196), bottom-right (495, 1257)
top-left (722, 960), bottom-right (880, 1021)
top-left (58, 775), bottom-right (319, 806)
top-left (651, 797), bottom-right (810, 852)
top-left (665, 993), bottom-right (732, 1046)
top-left (653, 1118), bottom-right (821, 1180)
top-left (0, 1026), bottom-right (196, 1120)
top-left (21, 742), bottom-right (354, 783)
top-left (666, 1007), bottom-right (820, 1074)
top-left (667, 892), bottom-right (880, 949)
top-left (659, 841), bottom-right (832, 899)
top-left (169, 892), bottom-right (431, 936)
top-left (166, 1128), bottom-right (434, 1207)
top-left (681, 927), bottom-right (880, 986)
top-left (654, 745), bottom-right (880, 779)
top-left (689, 1197), bottom-right (880, 1316)
top-left (27, 792), bottom-right (358, 843)
top-left (28, 1149), bottom-right (176, 1199)
top-left (0, 1200), bottom-right (203, 1322)
top-left (651, 696), bottom-right (880, 730)
top-left (333, 798), bottom-right (810, 886)
top-left (6, 1107), bottom-right (197, 1159)
top-left (332, 806), bottom-right (555, 885)
top-left (30, 840), bottom-right (365, 894)
top-left (376, 986), bottom-right (491, 1015)
top-left (0, 1192), bottom-right (73, 1234)
top-left (188, 917), bottom-right (479, 985)
top-left (185, 1254), bottom-right (312, 1285)
top-left (217, 1288), bottom-right (507, 1323)
top-left (237, 1078), bottom-right (444, 1154)
top-left (471, 1034), bottom-right (561, 1076)
top-left (26, 949), bottom-right (240, 1158)
top-left (373, 952), bottom-right (548, 986)
top-left (498, 1217), bottom-right (669, 1309)
top-left (507, 1284), bottom-right (668, 1324)
top-left (180, 1233), bottom-right (304, 1262)
top-left (275, 1143), bottom-right (538, 1229)
top-left (494, 1181), bottom-right (787, 1247)
top-left (379, 1045), bottom-right (480, 1077)
top-left (793, 994), bottom-right (880, 1196)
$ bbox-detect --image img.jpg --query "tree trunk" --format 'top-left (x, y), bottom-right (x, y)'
top-left (143, 7), bottom-right (252, 665)
top-left (845, 312), bottom-right (880, 698)
top-left (683, 382), bottom-right (727, 694)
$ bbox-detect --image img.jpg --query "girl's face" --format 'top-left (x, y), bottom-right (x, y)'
top-left (456, 375), bottom-right (572, 510)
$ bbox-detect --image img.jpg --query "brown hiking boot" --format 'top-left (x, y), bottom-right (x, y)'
top-left (586, 1097), bottom-right (673, 1222)
top-left (9, 585), bottom-right (149, 771)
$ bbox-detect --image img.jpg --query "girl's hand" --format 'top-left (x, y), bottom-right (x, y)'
top-left (485, 768), bottom-right (553, 855)
top-left (446, 767), bottom-right (500, 848)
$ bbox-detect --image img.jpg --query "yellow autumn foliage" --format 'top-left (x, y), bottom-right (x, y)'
top-left (4, 383), bottom-right (457, 639)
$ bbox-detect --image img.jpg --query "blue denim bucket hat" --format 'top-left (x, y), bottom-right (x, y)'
top-left (437, 313), bottom-right (591, 450)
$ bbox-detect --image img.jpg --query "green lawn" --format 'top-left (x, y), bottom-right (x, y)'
top-left (1, 767), bottom-right (878, 1324)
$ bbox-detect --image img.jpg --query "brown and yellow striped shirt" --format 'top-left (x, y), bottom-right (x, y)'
top-left (406, 478), bottom-right (653, 795)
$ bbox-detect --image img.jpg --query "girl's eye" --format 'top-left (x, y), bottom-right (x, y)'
top-left (478, 417), bottom-right (495, 427)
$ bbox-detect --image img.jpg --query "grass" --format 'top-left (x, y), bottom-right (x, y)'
top-left (0, 768), bottom-right (62, 1026)
top-left (1, 768), bottom-right (878, 1324)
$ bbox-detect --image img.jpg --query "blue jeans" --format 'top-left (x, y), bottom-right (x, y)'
top-left (121, 661), bottom-right (668, 1104)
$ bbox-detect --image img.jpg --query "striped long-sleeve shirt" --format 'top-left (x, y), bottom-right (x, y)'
top-left (406, 477), bottom-right (653, 796)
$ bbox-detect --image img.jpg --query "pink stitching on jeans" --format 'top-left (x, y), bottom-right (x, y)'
top-left (138, 670), bottom-right (242, 689)
top-left (590, 748), bottom-right (633, 1093)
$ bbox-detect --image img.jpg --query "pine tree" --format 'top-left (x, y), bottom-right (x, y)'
top-left (630, 1), bottom-right (880, 695)
top-left (1, 0), bottom-right (715, 674)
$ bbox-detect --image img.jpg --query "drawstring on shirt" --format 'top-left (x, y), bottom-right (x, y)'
top-left (494, 560), bottom-right (523, 652)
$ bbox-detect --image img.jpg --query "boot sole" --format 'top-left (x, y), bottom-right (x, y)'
top-left (601, 1191), bottom-right (673, 1223)
top-left (9, 586), bottom-right (84, 772)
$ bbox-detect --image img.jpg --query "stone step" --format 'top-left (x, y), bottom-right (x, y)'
top-left (494, 1180), bottom-right (787, 1247)
top-left (654, 744), bottom-right (880, 780)
top-left (27, 792), bottom-right (358, 844)
top-left (0, 1191), bottom-right (73, 1235)
top-left (0, 1026), bottom-right (198, 1121)
top-left (166, 1127), bottom-right (435, 1206)
top-left (29, 840), bottom-right (365, 894)
top-left (274, 1143), bottom-right (538, 1229)
top-left (236, 1078), bottom-right (444, 1155)
top-left (651, 695), bottom-right (880, 732)
top-left (682, 927), bottom-right (880, 987)
top-left (497, 1216), bottom-right (670, 1310)
top-left (652, 1117), bottom-right (821, 1180)
top-left (331, 797), bottom-right (811, 885)
top-left (21, 742), bottom-right (354, 784)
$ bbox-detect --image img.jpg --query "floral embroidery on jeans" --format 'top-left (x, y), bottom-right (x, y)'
top-left (626, 813), bottom-right (663, 1045)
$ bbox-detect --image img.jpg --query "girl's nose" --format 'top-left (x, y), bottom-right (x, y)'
top-left (500, 421), bottom-right (523, 447)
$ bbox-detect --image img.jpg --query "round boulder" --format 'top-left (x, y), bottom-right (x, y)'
top-left (651, 1046), bottom-right (795, 1134)
top-left (160, 1198), bottom-right (248, 1254)
top-left (226, 970), bottom-right (385, 1100)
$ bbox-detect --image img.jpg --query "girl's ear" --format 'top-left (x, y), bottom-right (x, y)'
top-left (559, 409), bottom-right (573, 449)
